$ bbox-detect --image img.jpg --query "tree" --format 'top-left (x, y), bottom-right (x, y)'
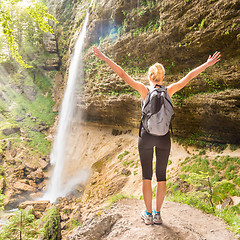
top-left (0, 208), bottom-right (39, 240)
top-left (0, 0), bottom-right (57, 68)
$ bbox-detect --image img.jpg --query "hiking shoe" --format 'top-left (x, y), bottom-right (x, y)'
top-left (153, 211), bottom-right (162, 225)
top-left (141, 210), bottom-right (153, 225)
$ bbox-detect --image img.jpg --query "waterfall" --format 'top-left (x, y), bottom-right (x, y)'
top-left (43, 12), bottom-right (90, 203)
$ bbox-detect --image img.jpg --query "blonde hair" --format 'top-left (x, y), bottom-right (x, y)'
top-left (148, 63), bottom-right (165, 83)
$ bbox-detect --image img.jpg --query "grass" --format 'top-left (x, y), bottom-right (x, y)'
top-left (107, 194), bottom-right (135, 205)
top-left (166, 190), bottom-right (240, 237)
top-left (167, 152), bottom-right (240, 237)
top-left (0, 70), bottom-right (56, 157)
top-left (118, 150), bottom-right (130, 161)
top-left (174, 135), bottom-right (228, 152)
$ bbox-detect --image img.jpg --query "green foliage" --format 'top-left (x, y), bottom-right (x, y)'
top-left (27, 2), bottom-right (57, 34)
top-left (118, 150), bottom-right (130, 161)
top-left (0, 209), bottom-right (39, 240)
top-left (174, 133), bottom-right (228, 151)
top-left (167, 189), bottom-right (240, 236)
top-left (39, 206), bottom-right (60, 240)
top-left (0, 166), bottom-right (5, 176)
top-left (107, 194), bottom-right (135, 205)
top-left (0, 70), bottom-right (55, 156)
top-left (185, 172), bottom-right (215, 210)
top-left (0, 190), bottom-right (6, 211)
top-left (213, 182), bottom-right (240, 203)
top-left (202, 73), bottom-right (221, 91)
top-left (0, 0), bottom-right (57, 68)
top-left (118, 153), bottom-right (124, 160)
top-left (198, 18), bottom-right (206, 30)
top-left (123, 159), bottom-right (134, 167)
top-left (180, 153), bottom-right (240, 207)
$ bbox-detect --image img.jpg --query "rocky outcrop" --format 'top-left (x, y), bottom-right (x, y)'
top-left (18, 200), bottom-right (52, 219)
top-left (44, 54), bottom-right (61, 70)
top-left (82, 0), bottom-right (239, 144)
top-left (173, 89), bottom-right (240, 143)
top-left (42, 27), bottom-right (60, 70)
top-left (49, 0), bottom-right (240, 144)
top-left (2, 152), bottom-right (50, 209)
top-left (13, 181), bottom-right (37, 192)
top-left (81, 94), bottom-right (141, 127)
top-left (43, 32), bottom-right (58, 53)
top-left (67, 199), bottom-right (238, 240)
top-left (67, 213), bottom-right (122, 240)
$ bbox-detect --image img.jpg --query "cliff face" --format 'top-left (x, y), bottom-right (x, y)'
top-left (50, 0), bottom-right (240, 144)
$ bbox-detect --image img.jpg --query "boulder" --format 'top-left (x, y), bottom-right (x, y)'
top-left (2, 127), bottom-right (20, 136)
top-left (13, 182), bottom-right (37, 192)
top-left (43, 32), bottom-right (58, 53)
top-left (39, 159), bottom-right (49, 169)
top-left (67, 213), bottom-right (122, 240)
top-left (23, 85), bottom-right (38, 101)
top-left (25, 162), bottom-right (38, 171)
top-left (121, 168), bottom-right (131, 176)
top-left (18, 200), bottom-right (51, 212)
top-left (221, 197), bottom-right (234, 209)
top-left (232, 196), bottom-right (240, 207)
top-left (15, 116), bottom-right (25, 122)
top-left (10, 149), bottom-right (17, 158)
top-left (35, 168), bottom-right (44, 182)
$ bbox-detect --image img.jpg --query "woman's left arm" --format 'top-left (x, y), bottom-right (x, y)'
top-left (167, 51), bottom-right (221, 98)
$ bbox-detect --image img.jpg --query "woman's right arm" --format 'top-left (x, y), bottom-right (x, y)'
top-left (93, 47), bottom-right (148, 99)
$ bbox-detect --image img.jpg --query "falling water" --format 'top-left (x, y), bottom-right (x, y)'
top-left (43, 12), bottom-right (90, 203)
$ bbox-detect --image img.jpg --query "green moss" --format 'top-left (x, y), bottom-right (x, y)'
top-left (39, 206), bottom-right (60, 240)
top-left (92, 159), bottom-right (105, 173)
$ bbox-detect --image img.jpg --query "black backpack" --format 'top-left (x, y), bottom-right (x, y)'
top-left (139, 84), bottom-right (174, 137)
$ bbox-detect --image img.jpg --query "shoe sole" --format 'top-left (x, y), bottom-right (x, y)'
top-left (154, 221), bottom-right (162, 225)
top-left (141, 216), bottom-right (153, 225)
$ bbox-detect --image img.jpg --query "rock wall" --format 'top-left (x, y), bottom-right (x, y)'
top-left (50, 0), bottom-right (240, 144)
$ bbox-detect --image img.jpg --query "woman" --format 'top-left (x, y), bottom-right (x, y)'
top-left (93, 46), bottom-right (221, 225)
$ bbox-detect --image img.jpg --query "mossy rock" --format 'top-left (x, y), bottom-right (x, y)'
top-left (39, 206), bottom-right (61, 240)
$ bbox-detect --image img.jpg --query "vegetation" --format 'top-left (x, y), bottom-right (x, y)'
top-left (0, 190), bottom-right (6, 211)
top-left (107, 193), bottom-right (135, 205)
top-left (0, 209), bottom-right (39, 240)
top-left (0, 0), bottom-right (57, 68)
top-left (173, 134), bottom-right (228, 152)
top-left (166, 153), bottom-right (240, 236)
top-left (0, 71), bottom-right (56, 157)
top-left (39, 206), bottom-right (60, 240)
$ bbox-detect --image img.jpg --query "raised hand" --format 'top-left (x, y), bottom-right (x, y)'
top-left (206, 51), bottom-right (221, 66)
top-left (93, 46), bottom-right (107, 61)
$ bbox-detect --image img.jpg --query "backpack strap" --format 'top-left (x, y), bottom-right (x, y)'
top-left (139, 120), bottom-right (143, 137)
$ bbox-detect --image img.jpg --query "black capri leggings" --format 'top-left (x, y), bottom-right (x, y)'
top-left (138, 128), bottom-right (171, 182)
